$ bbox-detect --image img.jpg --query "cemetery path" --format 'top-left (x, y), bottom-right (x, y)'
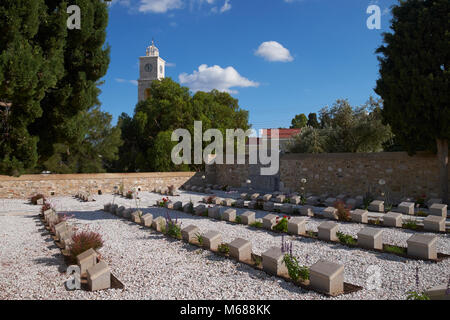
top-left (1, 192), bottom-right (449, 300)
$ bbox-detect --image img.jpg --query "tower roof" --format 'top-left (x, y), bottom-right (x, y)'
top-left (146, 40), bottom-right (159, 57)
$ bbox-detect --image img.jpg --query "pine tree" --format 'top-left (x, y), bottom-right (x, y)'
top-left (375, 0), bottom-right (449, 203)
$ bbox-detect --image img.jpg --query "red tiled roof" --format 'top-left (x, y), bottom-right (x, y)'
top-left (262, 128), bottom-right (301, 139)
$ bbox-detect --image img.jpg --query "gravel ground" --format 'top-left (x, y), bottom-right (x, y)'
top-left (0, 190), bottom-right (449, 300)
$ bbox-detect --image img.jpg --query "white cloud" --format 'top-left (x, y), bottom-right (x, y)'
top-left (138, 0), bottom-right (183, 13)
top-left (179, 64), bottom-right (259, 93)
top-left (220, 0), bottom-right (231, 13)
top-left (166, 62), bottom-right (176, 67)
top-left (116, 78), bottom-right (138, 86)
top-left (255, 41), bottom-right (294, 62)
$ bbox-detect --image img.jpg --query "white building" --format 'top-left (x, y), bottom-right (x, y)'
top-left (138, 41), bottom-right (166, 102)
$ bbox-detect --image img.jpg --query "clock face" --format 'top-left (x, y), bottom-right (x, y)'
top-left (145, 63), bottom-right (153, 72)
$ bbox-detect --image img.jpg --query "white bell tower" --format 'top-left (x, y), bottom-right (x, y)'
top-left (138, 40), bottom-right (166, 102)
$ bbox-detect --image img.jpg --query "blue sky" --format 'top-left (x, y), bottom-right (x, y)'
top-left (99, 0), bottom-right (397, 131)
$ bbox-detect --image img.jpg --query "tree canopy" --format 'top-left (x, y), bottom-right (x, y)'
top-left (375, 0), bottom-right (449, 202)
top-left (113, 78), bottom-right (250, 172)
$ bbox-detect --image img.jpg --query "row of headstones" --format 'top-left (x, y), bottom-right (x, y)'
top-left (104, 201), bottom-right (346, 296)
top-left (153, 186), bottom-right (180, 196)
top-left (240, 192), bottom-right (447, 216)
top-left (200, 195), bottom-right (448, 233)
top-left (181, 184), bottom-right (230, 194)
top-left (42, 209), bottom-right (111, 291)
top-left (75, 192), bottom-right (94, 202)
top-left (171, 201), bottom-right (440, 261)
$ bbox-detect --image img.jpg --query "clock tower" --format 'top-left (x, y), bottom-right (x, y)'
top-left (138, 40), bottom-right (165, 102)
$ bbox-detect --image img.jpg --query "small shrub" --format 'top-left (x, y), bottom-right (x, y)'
top-left (252, 254), bottom-right (262, 266)
top-left (218, 243), bottom-right (230, 255)
top-left (250, 221), bottom-right (263, 228)
top-left (403, 219), bottom-right (419, 230)
top-left (384, 244), bottom-right (407, 255)
top-left (126, 190), bottom-right (134, 199)
top-left (195, 233), bottom-right (204, 245)
top-left (205, 195), bottom-right (216, 204)
top-left (283, 254), bottom-right (309, 282)
top-left (31, 194), bottom-right (46, 205)
top-left (235, 216), bottom-right (242, 224)
top-left (336, 231), bottom-right (357, 245)
top-left (406, 291), bottom-right (430, 300)
top-left (283, 198), bottom-right (291, 204)
top-left (334, 200), bottom-right (351, 221)
top-left (69, 230), bottom-right (103, 264)
top-left (165, 211), bottom-right (182, 238)
top-left (273, 216), bottom-right (289, 233)
top-left (221, 185), bottom-right (228, 191)
top-left (415, 194), bottom-right (426, 208)
top-left (157, 197), bottom-right (170, 207)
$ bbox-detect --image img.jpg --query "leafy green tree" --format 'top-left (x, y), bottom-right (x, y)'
top-left (43, 106), bottom-right (122, 173)
top-left (0, 0), bottom-right (66, 175)
top-left (290, 113), bottom-right (308, 129)
top-left (115, 78), bottom-right (250, 172)
top-left (288, 98), bottom-right (393, 153)
top-left (30, 0), bottom-right (111, 171)
top-left (375, 0), bottom-right (449, 203)
top-left (307, 113), bottom-right (320, 128)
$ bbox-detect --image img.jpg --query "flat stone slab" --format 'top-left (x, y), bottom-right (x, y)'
top-left (262, 214), bottom-right (278, 230)
top-left (251, 193), bottom-right (260, 200)
top-left (429, 203), bottom-right (447, 218)
top-left (351, 209), bottom-right (368, 223)
top-left (261, 247), bottom-right (288, 276)
top-left (203, 231), bottom-right (222, 251)
top-left (287, 217), bottom-right (307, 235)
top-left (152, 216), bottom-right (166, 232)
top-left (281, 204), bottom-right (293, 214)
top-left (424, 283), bottom-right (450, 300)
top-left (141, 214), bottom-right (153, 227)
top-left (423, 215), bottom-right (446, 232)
top-left (194, 204), bottom-right (207, 216)
top-left (229, 238), bottom-right (252, 262)
top-left (300, 206), bottom-right (314, 217)
top-left (322, 207), bottom-right (338, 220)
top-left (87, 260), bottom-right (111, 291)
top-left (263, 201), bottom-right (274, 211)
top-left (383, 212), bottom-right (402, 227)
top-left (263, 194), bottom-right (272, 201)
top-left (77, 248), bottom-right (98, 276)
top-left (241, 211), bottom-right (256, 225)
top-left (369, 200), bottom-right (384, 213)
top-left (357, 227), bottom-right (383, 250)
top-left (181, 225), bottom-right (200, 243)
top-left (310, 260), bottom-right (344, 296)
top-left (223, 208), bottom-right (236, 222)
top-left (318, 221), bottom-right (338, 241)
top-left (131, 211), bottom-right (142, 224)
top-left (208, 206), bottom-right (221, 219)
top-left (396, 202), bottom-right (415, 215)
top-left (407, 234), bottom-right (437, 260)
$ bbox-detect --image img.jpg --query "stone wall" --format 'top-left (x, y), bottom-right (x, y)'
top-left (209, 152), bottom-right (450, 201)
top-left (0, 172), bottom-right (204, 199)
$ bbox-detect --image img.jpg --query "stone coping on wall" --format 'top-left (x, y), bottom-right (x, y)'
top-left (281, 151), bottom-right (439, 161)
top-left (0, 172), bottom-right (197, 182)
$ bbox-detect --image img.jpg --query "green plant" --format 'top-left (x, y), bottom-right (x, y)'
top-left (403, 218), bottom-right (420, 230)
top-left (283, 254), bottom-right (309, 282)
top-left (416, 211), bottom-right (428, 217)
top-left (235, 216), bottom-right (242, 224)
top-left (250, 221), bottom-right (263, 228)
top-left (406, 291), bottom-right (430, 300)
top-left (336, 231), bottom-right (357, 245)
top-left (283, 198), bottom-right (291, 204)
top-left (252, 254), bottom-right (262, 266)
top-left (384, 244), bottom-right (407, 255)
top-left (273, 216), bottom-right (289, 233)
top-left (195, 233), bottom-right (204, 245)
top-left (307, 230), bottom-right (316, 237)
top-left (218, 243), bottom-right (230, 255)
